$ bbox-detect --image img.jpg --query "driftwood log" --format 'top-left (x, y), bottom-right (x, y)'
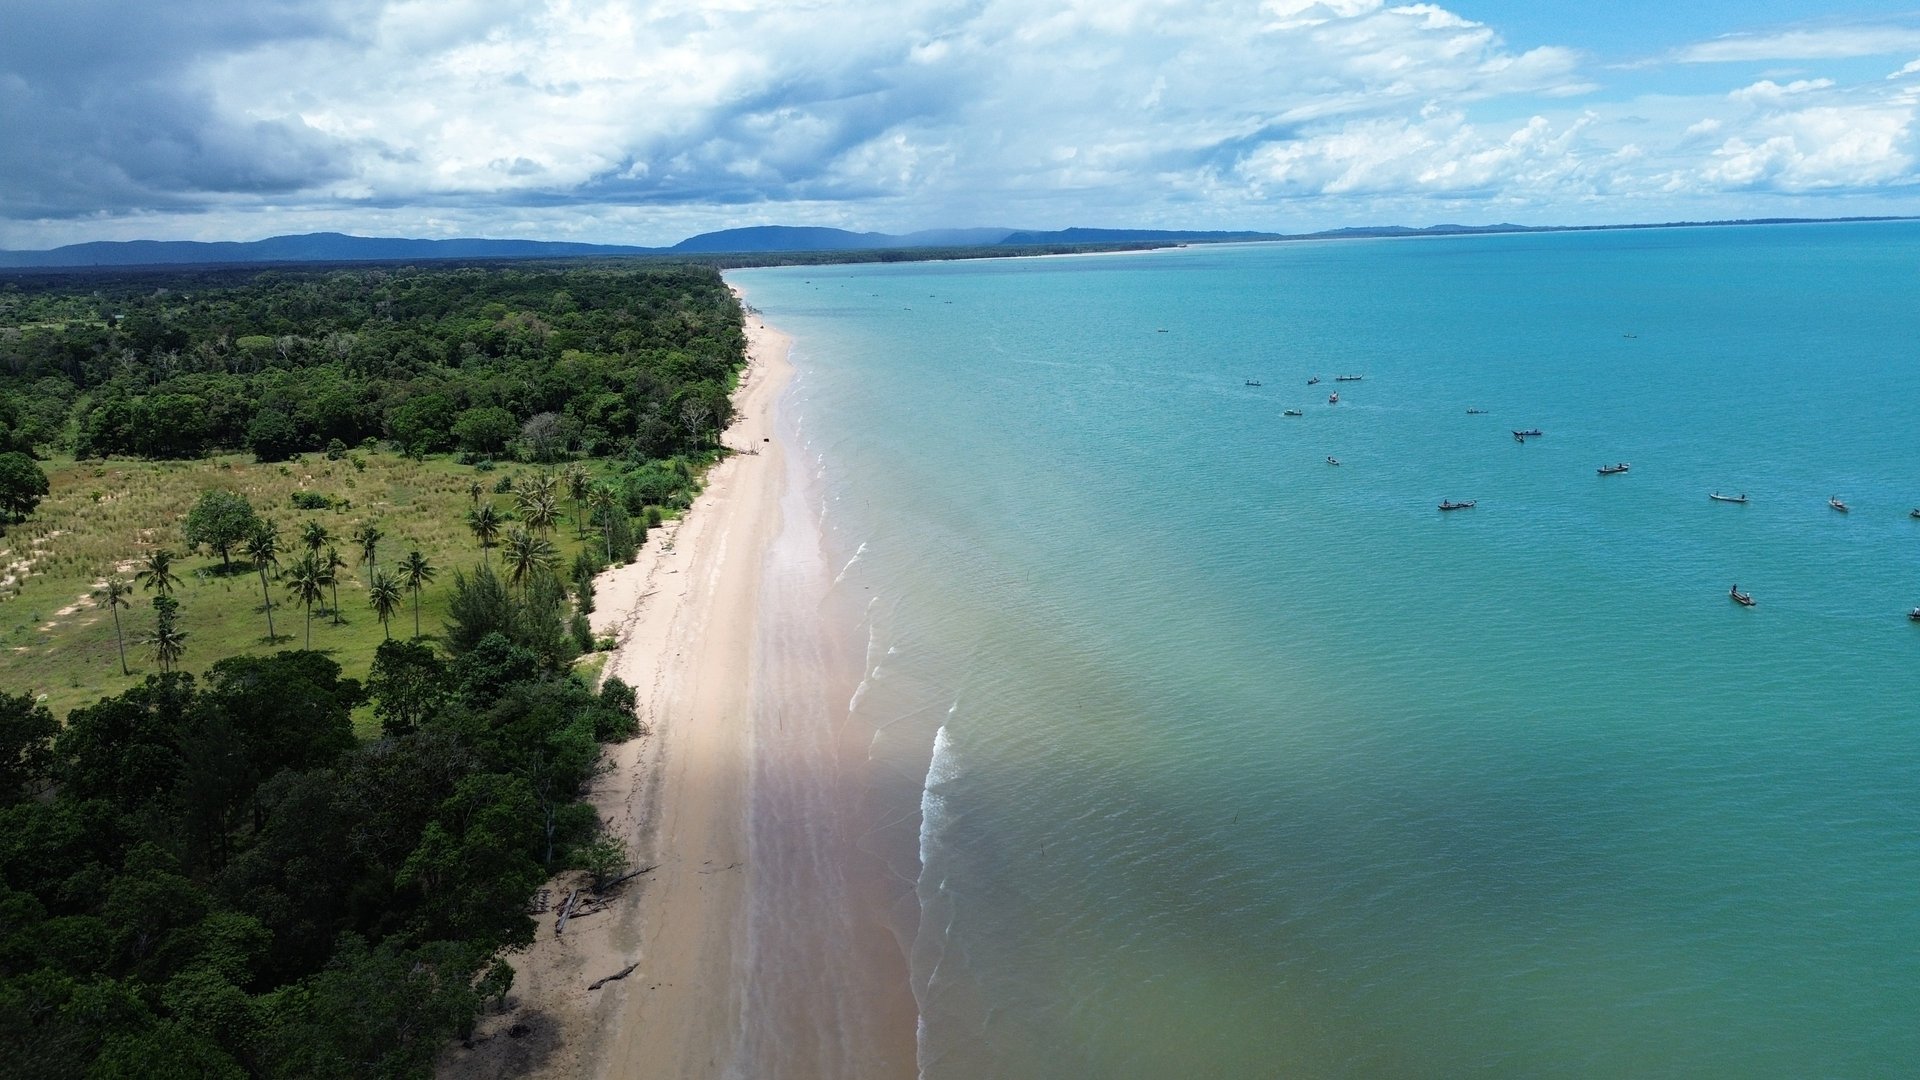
top-left (554, 888), bottom-right (579, 936)
top-left (587, 962), bottom-right (641, 991)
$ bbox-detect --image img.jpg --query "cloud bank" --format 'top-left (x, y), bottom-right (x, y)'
top-left (5, 1), bottom-right (1920, 245)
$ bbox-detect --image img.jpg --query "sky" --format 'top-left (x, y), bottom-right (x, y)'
top-left (7, 0), bottom-right (1920, 248)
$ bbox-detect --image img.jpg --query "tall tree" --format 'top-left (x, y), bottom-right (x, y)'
top-left (351, 523), bottom-right (382, 586)
top-left (514, 478), bottom-right (560, 536)
top-left (588, 484), bottom-right (618, 565)
top-left (368, 571), bottom-right (402, 640)
top-left (324, 545), bottom-right (348, 627)
top-left (466, 504), bottom-right (501, 562)
top-left (183, 489), bottom-right (260, 570)
top-left (135, 548), bottom-right (182, 597)
top-left (399, 550), bottom-right (437, 640)
top-left (285, 554), bottom-right (326, 650)
top-left (243, 522), bottom-right (281, 642)
top-left (0, 452), bottom-right (49, 521)
top-left (502, 528), bottom-right (557, 591)
top-left (103, 576), bottom-right (132, 675)
top-left (565, 464), bottom-right (591, 539)
top-left (147, 595), bottom-right (186, 673)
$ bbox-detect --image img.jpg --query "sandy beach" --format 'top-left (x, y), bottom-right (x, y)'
top-left (444, 289), bottom-right (915, 1080)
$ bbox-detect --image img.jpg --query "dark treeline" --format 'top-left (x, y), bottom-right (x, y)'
top-left (0, 263), bottom-right (742, 462)
top-left (1, 622), bottom-right (638, 1077)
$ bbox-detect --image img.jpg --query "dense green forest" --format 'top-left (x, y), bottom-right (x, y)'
top-left (0, 261), bottom-right (746, 1075)
top-left (0, 262), bottom-right (742, 462)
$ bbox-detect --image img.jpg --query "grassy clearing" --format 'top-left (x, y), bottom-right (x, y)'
top-left (0, 451), bottom-right (622, 718)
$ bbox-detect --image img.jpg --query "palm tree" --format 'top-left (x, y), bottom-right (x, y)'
top-left (367, 571), bottom-right (402, 640)
top-left (351, 523), bottom-right (382, 586)
top-left (301, 520), bottom-right (331, 557)
top-left (103, 576), bottom-right (132, 676)
top-left (515, 479), bottom-right (561, 535)
top-left (285, 554), bottom-right (326, 650)
top-left (398, 550), bottom-right (436, 639)
top-left (565, 464), bottom-right (591, 538)
top-left (323, 545), bottom-right (348, 626)
top-left (468, 480), bottom-right (484, 506)
top-left (243, 523), bottom-right (281, 642)
top-left (135, 549), bottom-right (181, 597)
top-left (502, 527), bottom-right (557, 590)
top-left (588, 484), bottom-right (619, 564)
top-left (467, 504), bottom-right (502, 561)
top-left (148, 595), bottom-right (186, 674)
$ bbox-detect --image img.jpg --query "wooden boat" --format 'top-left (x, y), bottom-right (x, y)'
top-left (1245, 379), bottom-right (1262, 387)
top-left (1910, 508), bottom-right (1919, 519)
top-left (1709, 493), bottom-right (1748, 504)
top-left (1328, 392), bottom-right (1339, 404)
top-left (1829, 496), bottom-right (1849, 513)
top-left (1909, 608), bottom-right (1920, 622)
top-left (1597, 463), bottom-right (1630, 475)
top-left (1513, 428), bottom-right (1543, 438)
top-left (1730, 585), bottom-right (1755, 607)
top-left (1335, 375), bottom-right (1365, 382)
top-left (1438, 500), bottom-right (1476, 511)
top-left (1466, 408), bottom-right (1487, 414)
top-left (1307, 376), bottom-right (1321, 385)
top-left (1326, 456), bottom-right (1341, 466)
top-left (1283, 409), bottom-right (1303, 417)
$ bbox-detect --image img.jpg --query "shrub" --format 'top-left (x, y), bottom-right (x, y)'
top-left (290, 491), bottom-right (333, 511)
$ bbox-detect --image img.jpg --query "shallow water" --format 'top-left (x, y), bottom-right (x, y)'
top-left (732, 221), bottom-right (1920, 1078)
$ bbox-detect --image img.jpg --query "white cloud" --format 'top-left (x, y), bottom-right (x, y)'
top-left (1701, 104), bottom-right (1914, 191)
top-left (1676, 27), bottom-right (1920, 63)
top-left (1729, 78), bottom-right (1835, 103)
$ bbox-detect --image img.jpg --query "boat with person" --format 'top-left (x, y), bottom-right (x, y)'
top-left (1830, 496), bottom-right (1849, 513)
top-left (1709, 492), bottom-right (1749, 504)
top-left (1326, 456), bottom-right (1341, 466)
top-left (1335, 374), bottom-right (1365, 382)
top-left (1730, 585), bottom-right (1755, 607)
top-left (1328, 392), bottom-right (1339, 404)
top-left (1245, 378), bottom-right (1262, 387)
top-left (1466, 408), bottom-right (1487, 414)
top-left (1438, 500), bottom-right (1476, 511)
top-left (1514, 428), bottom-right (1543, 438)
top-left (1283, 409), bottom-right (1303, 417)
top-left (1597, 463), bottom-right (1630, 475)
top-left (1307, 376), bottom-right (1321, 385)
top-left (1911, 508), bottom-right (1919, 519)
top-left (1910, 607), bottom-right (1920, 622)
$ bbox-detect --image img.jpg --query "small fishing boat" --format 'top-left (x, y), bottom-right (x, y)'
top-left (1335, 374), bottom-right (1365, 382)
top-left (1466, 408), bottom-right (1486, 414)
top-left (1709, 492), bottom-right (1749, 504)
top-left (1328, 392), bottom-right (1339, 404)
top-left (1909, 607), bottom-right (1920, 622)
top-left (1245, 379), bottom-right (1262, 387)
top-left (1438, 500), bottom-right (1476, 511)
top-left (1597, 462), bottom-right (1630, 475)
top-left (1326, 456), bottom-right (1341, 466)
top-left (1910, 508), bottom-right (1920, 519)
top-left (1307, 376), bottom-right (1321, 385)
top-left (1829, 496), bottom-right (1849, 513)
top-left (1283, 409), bottom-right (1303, 417)
top-left (1514, 428), bottom-right (1543, 438)
top-left (1730, 585), bottom-right (1755, 607)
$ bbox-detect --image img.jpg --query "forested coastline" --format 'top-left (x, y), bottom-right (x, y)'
top-left (0, 262), bottom-right (747, 1076)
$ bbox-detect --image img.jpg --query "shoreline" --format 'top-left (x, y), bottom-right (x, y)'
top-left (443, 282), bottom-right (917, 1079)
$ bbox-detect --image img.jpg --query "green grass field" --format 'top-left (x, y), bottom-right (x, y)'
top-left (0, 451), bottom-right (622, 719)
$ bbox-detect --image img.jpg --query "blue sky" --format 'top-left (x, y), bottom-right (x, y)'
top-left (7, 0), bottom-right (1920, 247)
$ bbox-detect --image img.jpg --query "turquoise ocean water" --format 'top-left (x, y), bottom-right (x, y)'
top-left (731, 221), bottom-right (1920, 1079)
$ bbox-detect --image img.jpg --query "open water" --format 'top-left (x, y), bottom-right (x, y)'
top-left (730, 221), bottom-right (1920, 1079)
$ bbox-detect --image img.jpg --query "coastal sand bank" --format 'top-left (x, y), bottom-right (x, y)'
top-left (443, 292), bottom-right (915, 1079)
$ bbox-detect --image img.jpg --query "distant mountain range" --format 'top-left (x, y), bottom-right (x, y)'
top-left (2, 217), bottom-right (1911, 269)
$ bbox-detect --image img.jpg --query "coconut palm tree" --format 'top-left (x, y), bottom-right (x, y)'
top-left (301, 520), bottom-right (331, 557)
top-left (468, 480), bottom-right (484, 506)
top-left (565, 464), bottom-right (591, 538)
top-left (243, 523), bottom-right (281, 642)
top-left (323, 545), bottom-right (348, 626)
top-left (588, 484), bottom-right (619, 564)
top-left (467, 504), bottom-right (502, 561)
top-left (103, 576), bottom-right (132, 676)
top-left (135, 549), bottom-right (181, 597)
top-left (351, 523), bottom-right (382, 586)
top-left (515, 479), bottom-right (561, 535)
top-left (368, 571), bottom-right (402, 640)
top-left (397, 549), bottom-right (436, 639)
top-left (502, 527), bottom-right (557, 591)
top-left (285, 554), bottom-right (326, 649)
top-left (148, 595), bottom-right (186, 674)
